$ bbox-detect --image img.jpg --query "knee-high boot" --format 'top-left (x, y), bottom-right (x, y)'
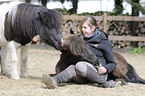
top-left (42, 65), bottom-right (76, 89)
top-left (54, 65), bottom-right (76, 83)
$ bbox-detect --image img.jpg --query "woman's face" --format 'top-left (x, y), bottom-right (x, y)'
top-left (82, 23), bottom-right (95, 37)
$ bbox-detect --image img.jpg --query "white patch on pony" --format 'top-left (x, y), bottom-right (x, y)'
top-left (7, 41), bottom-right (21, 79)
top-left (0, 1), bottom-right (22, 46)
top-left (61, 37), bottom-right (64, 47)
top-left (7, 40), bottom-right (30, 80)
top-left (7, 2), bottom-right (22, 27)
top-left (0, 46), bottom-right (9, 76)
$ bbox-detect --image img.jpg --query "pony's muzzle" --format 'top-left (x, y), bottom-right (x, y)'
top-left (58, 39), bottom-right (63, 50)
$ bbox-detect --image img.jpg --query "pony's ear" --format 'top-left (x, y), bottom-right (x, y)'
top-left (37, 12), bottom-right (42, 22)
top-left (37, 12), bottom-right (46, 22)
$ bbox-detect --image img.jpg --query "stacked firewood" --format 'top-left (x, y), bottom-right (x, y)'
top-left (110, 41), bottom-right (131, 48)
top-left (108, 21), bottom-right (131, 36)
top-left (136, 22), bottom-right (145, 36)
top-left (62, 19), bottom-right (81, 39)
top-left (137, 22), bottom-right (145, 47)
top-left (108, 21), bottom-right (145, 48)
top-left (108, 21), bottom-right (131, 48)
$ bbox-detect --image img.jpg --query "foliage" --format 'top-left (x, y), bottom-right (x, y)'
top-left (125, 0), bottom-right (145, 14)
top-left (113, 0), bottom-right (124, 15)
top-left (78, 11), bottom-right (109, 16)
top-left (55, 0), bottom-right (130, 16)
top-left (129, 47), bottom-right (145, 54)
top-left (55, 8), bottom-right (70, 15)
top-left (56, 7), bottom-right (130, 16)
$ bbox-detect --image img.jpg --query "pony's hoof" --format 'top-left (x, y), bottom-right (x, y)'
top-left (1, 72), bottom-right (11, 76)
top-left (11, 74), bottom-right (20, 80)
top-left (21, 74), bottom-right (29, 78)
top-left (11, 76), bottom-right (20, 80)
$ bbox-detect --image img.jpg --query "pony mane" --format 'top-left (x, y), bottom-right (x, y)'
top-left (64, 35), bottom-right (98, 64)
top-left (37, 7), bottom-right (62, 30)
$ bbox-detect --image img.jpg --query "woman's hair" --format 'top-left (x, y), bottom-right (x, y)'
top-left (78, 15), bottom-right (97, 34)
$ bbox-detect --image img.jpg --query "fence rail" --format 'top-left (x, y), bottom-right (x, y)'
top-left (63, 15), bottom-right (145, 21)
top-left (107, 16), bottom-right (145, 21)
top-left (109, 36), bottom-right (145, 41)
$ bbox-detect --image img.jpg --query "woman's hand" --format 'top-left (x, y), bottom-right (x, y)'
top-left (97, 66), bottom-right (107, 74)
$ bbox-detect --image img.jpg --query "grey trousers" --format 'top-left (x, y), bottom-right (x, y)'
top-left (73, 61), bottom-right (108, 84)
top-left (54, 61), bottom-right (117, 87)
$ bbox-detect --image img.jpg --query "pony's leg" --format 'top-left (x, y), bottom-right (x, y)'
top-left (0, 47), bottom-right (1, 73)
top-left (8, 41), bottom-right (20, 80)
top-left (20, 43), bottom-right (30, 78)
top-left (1, 46), bottom-right (10, 75)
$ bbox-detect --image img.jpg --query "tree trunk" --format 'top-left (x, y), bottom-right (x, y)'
top-left (25, 0), bottom-right (31, 3)
top-left (114, 0), bottom-right (124, 15)
top-left (131, 0), bottom-right (139, 47)
top-left (69, 0), bottom-right (78, 14)
top-left (41, 0), bottom-right (47, 7)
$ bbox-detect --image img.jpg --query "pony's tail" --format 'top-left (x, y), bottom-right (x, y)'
top-left (126, 64), bottom-right (145, 84)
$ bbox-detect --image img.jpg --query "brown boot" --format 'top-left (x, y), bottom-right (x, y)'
top-left (42, 74), bottom-right (57, 89)
top-left (42, 65), bottom-right (76, 89)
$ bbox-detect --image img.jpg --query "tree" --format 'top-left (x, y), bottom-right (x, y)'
top-left (60, 0), bottom-right (65, 4)
top-left (130, 0), bottom-right (139, 47)
top-left (125, 0), bottom-right (140, 47)
top-left (25, 0), bottom-right (31, 3)
top-left (114, 0), bottom-right (124, 15)
top-left (70, 0), bottom-right (78, 14)
top-left (60, 0), bottom-right (78, 14)
top-left (41, 0), bottom-right (48, 7)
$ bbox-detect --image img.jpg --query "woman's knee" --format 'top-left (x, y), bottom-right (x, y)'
top-left (75, 61), bottom-right (96, 71)
top-left (75, 61), bottom-right (90, 77)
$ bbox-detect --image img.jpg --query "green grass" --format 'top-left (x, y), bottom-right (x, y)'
top-left (129, 47), bottom-right (145, 54)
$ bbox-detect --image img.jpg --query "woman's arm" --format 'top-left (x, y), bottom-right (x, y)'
top-left (98, 40), bottom-right (116, 73)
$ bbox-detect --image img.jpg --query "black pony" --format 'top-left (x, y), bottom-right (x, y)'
top-left (56, 35), bottom-right (145, 84)
top-left (4, 2), bottom-right (63, 49)
top-left (0, 2), bottom-right (63, 79)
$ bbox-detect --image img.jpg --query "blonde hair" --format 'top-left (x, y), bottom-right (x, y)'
top-left (78, 15), bottom-right (97, 34)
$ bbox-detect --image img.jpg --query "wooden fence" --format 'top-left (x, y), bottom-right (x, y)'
top-left (63, 14), bottom-right (145, 42)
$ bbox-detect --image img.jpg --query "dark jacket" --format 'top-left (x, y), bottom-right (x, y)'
top-left (83, 29), bottom-right (116, 74)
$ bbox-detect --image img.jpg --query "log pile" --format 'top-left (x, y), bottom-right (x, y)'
top-left (108, 21), bottom-right (131, 36)
top-left (108, 21), bottom-right (131, 48)
top-left (108, 21), bottom-right (145, 48)
top-left (61, 19), bottom-right (82, 39)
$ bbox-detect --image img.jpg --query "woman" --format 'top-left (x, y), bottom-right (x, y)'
top-left (42, 16), bottom-right (122, 89)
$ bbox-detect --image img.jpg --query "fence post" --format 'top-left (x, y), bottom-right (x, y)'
top-left (103, 13), bottom-right (107, 34)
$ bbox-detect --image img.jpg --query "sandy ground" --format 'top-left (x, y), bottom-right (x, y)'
top-left (0, 47), bottom-right (145, 96)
